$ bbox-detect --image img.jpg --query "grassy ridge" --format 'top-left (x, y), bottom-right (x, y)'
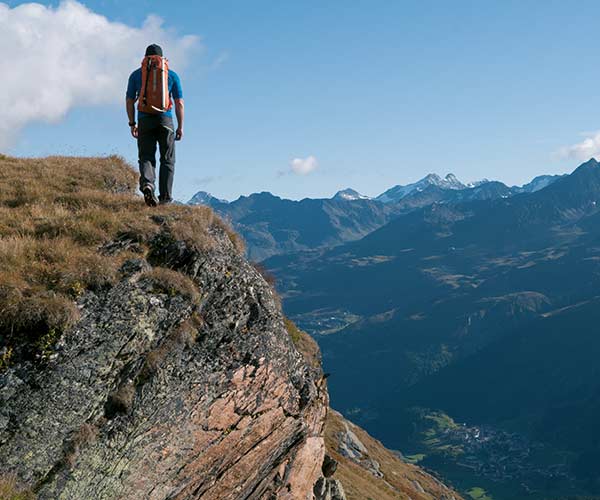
top-left (0, 155), bottom-right (242, 367)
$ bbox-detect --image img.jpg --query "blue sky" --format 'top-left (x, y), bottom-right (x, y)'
top-left (4, 0), bottom-right (600, 201)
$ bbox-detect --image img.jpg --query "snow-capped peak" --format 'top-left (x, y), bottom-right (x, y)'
top-left (439, 173), bottom-right (466, 190)
top-left (188, 191), bottom-right (229, 206)
top-left (466, 179), bottom-right (491, 188)
top-left (376, 173), bottom-right (467, 203)
top-left (333, 188), bottom-right (371, 201)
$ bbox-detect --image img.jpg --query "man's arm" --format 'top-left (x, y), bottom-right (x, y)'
top-left (174, 99), bottom-right (184, 141)
top-left (126, 98), bottom-right (137, 138)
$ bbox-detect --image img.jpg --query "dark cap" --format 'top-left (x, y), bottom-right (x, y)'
top-left (145, 44), bottom-right (163, 57)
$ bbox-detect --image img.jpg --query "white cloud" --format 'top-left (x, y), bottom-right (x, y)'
top-left (556, 131), bottom-right (600, 161)
top-left (0, 0), bottom-right (200, 149)
top-left (289, 155), bottom-right (319, 175)
top-left (209, 51), bottom-right (229, 71)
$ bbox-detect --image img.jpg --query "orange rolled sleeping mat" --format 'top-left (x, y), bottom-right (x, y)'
top-left (138, 55), bottom-right (172, 114)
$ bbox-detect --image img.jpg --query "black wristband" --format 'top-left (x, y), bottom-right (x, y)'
top-left (129, 121), bottom-right (136, 127)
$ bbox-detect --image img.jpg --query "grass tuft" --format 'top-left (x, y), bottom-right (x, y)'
top-left (252, 263), bottom-right (277, 288)
top-left (284, 318), bottom-right (321, 369)
top-left (0, 475), bottom-right (35, 500)
top-left (138, 315), bottom-right (204, 384)
top-left (0, 155), bottom-right (238, 369)
top-left (63, 423), bottom-right (99, 467)
top-left (141, 267), bottom-right (201, 305)
top-left (105, 383), bottom-right (135, 418)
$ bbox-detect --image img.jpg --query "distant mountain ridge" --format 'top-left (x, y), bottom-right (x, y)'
top-left (375, 172), bottom-right (566, 203)
top-left (191, 171), bottom-right (565, 208)
top-left (188, 170), bottom-right (566, 261)
top-left (189, 191), bottom-right (396, 261)
top-left (515, 173), bottom-right (566, 193)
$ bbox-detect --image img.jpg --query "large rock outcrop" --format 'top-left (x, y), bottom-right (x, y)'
top-left (0, 156), bottom-right (331, 499)
top-left (0, 221), bottom-right (328, 499)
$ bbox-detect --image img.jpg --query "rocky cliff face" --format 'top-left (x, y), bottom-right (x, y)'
top-left (0, 156), bottom-right (330, 499)
top-left (0, 220), bottom-right (328, 499)
top-left (0, 156), bottom-right (460, 500)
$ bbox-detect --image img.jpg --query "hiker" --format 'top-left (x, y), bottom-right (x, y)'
top-left (126, 44), bottom-right (184, 206)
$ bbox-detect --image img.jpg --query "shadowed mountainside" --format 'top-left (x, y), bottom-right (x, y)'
top-left (265, 158), bottom-right (600, 498)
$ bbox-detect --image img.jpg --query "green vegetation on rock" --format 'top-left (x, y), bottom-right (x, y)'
top-left (467, 487), bottom-right (493, 500)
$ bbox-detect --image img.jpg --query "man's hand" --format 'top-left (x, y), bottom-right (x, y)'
top-left (126, 98), bottom-right (137, 138)
top-left (174, 99), bottom-right (184, 141)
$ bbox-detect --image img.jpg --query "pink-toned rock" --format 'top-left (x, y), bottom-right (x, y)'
top-left (0, 224), bottom-right (331, 499)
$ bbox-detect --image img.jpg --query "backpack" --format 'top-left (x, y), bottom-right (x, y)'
top-left (138, 55), bottom-right (172, 114)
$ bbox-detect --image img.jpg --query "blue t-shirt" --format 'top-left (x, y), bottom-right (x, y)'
top-left (126, 68), bottom-right (183, 118)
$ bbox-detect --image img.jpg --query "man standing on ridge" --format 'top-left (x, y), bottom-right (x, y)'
top-left (126, 44), bottom-right (184, 206)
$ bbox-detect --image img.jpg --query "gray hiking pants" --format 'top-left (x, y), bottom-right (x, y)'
top-left (138, 114), bottom-right (176, 202)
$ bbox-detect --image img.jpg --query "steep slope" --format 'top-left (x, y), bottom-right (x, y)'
top-left (0, 155), bottom-right (459, 500)
top-left (325, 410), bottom-right (461, 500)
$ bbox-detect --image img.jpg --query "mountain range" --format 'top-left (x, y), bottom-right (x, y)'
top-left (189, 172), bottom-right (565, 261)
top-left (189, 191), bottom-right (396, 261)
top-left (257, 159), bottom-right (600, 499)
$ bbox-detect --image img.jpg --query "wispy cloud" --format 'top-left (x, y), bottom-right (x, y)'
top-left (279, 155), bottom-right (319, 176)
top-left (193, 175), bottom-right (221, 186)
top-left (209, 51), bottom-right (229, 71)
top-left (556, 131), bottom-right (600, 161)
top-left (0, 0), bottom-right (200, 150)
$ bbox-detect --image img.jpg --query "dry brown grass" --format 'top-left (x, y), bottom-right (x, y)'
top-left (0, 155), bottom-right (238, 368)
top-left (138, 315), bottom-right (203, 384)
top-left (173, 313), bottom-right (203, 346)
top-left (142, 267), bottom-right (201, 305)
top-left (165, 209), bottom-right (244, 254)
top-left (252, 263), bottom-right (277, 288)
top-left (0, 475), bottom-right (35, 500)
top-left (105, 382), bottom-right (135, 418)
top-left (284, 318), bottom-right (321, 369)
top-left (63, 423), bottom-right (99, 467)
top-left (325, 410), bottom-right (463, 500)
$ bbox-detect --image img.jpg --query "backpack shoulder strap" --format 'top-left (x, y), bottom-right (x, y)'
top-left (140, 57), bottom-right (152, 106)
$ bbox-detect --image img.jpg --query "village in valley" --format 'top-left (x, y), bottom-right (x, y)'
top-left (410, 411), bottom-right (575, 495)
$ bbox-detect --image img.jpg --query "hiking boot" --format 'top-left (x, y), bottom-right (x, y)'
top-left (142, 186), bottom-right (158, 207)
top-left (158, 197), bottom-right (173, 206)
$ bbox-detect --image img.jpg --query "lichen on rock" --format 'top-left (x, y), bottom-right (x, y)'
top-left (0, 156), bottom-right (329, 499)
